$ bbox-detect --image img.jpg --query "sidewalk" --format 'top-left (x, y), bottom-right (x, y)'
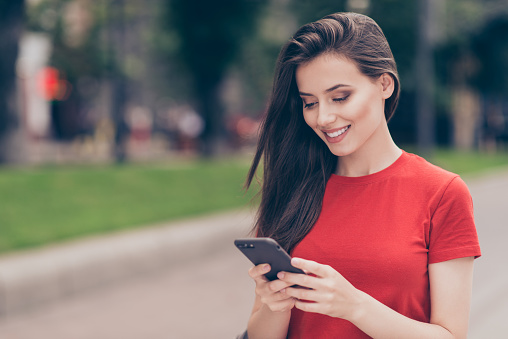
top-left (0, 209), bottom-right (256, 317)
top-left (466, 169), bottom-right (508, 338)
top-left (0, 208), bottom-right (256, 339)
top-left (0, 169), bottom-right (507, 338)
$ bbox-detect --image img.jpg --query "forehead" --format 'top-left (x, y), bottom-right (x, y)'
top-left (295, 53), bottom-right (369, 92)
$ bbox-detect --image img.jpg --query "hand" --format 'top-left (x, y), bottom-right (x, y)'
top-left (277, 258), bottom-right (363, 320)
top-left (248, 264), bottom-right (297, 313)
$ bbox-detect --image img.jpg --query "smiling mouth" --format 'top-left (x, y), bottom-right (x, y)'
top-left (325, 125), bottom-right (350, 138)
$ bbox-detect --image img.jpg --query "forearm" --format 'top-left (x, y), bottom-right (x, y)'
top-left (349, 291), bottom-right (457, 339)
top-left (247, 304), bottom-right (291, 339)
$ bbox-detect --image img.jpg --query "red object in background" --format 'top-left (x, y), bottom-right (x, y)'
top-left (36, 67), bottom-right (72, 101)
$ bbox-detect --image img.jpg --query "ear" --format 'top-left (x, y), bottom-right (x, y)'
top-left (379, 73), bottom-right (395, 99)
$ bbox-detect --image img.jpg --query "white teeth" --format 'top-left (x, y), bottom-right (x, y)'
top-left (326, 126), bottom-right (349, 138)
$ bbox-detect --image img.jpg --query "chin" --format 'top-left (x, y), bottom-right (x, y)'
top-left (327, 144), bottom-right (355, 157)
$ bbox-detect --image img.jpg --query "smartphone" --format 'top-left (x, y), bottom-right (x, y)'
top-left (234, 237), bottom-right (305, 281)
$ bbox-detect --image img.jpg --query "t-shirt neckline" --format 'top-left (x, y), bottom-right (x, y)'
top-left (329, 150), bottom-right (410, 185)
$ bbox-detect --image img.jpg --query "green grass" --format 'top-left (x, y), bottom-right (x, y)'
top-left (429, 149), bottom-right (508, 176)
top-left (0, 158), bottom-right (258, 253)
top-left (0, 149), bottom-right (507, 254)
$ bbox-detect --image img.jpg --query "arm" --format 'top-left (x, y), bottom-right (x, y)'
top-left (280, 256), bottom-right (475, 339)
top-left (246, 264), bottom-right (295, 339)
top-left (247, 295), bottom-right (292, 339)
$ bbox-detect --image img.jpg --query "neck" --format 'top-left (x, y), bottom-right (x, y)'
top-left (335, 120), bottom-right (401, 177)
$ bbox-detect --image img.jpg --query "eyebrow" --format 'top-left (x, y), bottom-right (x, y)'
top-left (299, 84), bottom-right (351, 96)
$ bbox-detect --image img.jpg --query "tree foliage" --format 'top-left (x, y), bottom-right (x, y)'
top-left (472, 15), bottom-right (508, 95)
top-left (0, 0), bottom-right (25, 162)
top-left (162, 0), bottom-right (267, 156)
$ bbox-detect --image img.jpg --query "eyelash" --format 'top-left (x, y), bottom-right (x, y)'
top-left (303, 95), bottom-right (350, 109)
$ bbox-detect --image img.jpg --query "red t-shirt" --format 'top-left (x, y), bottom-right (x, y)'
top-left (287, 151), bottom-right (481, 338)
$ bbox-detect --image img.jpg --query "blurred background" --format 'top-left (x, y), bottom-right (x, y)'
top-left (0, 0), bottom-right (507, 338)
top-left (1, 0), bottom-right (508, 165)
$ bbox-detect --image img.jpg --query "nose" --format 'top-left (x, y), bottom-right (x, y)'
top-left (317, 104), bottom-right (337, 127)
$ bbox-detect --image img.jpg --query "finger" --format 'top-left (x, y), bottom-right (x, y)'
top-left (291, 258), bottom-right (333, 278)
top-left (268, 278), bottom-right (293, 293)
top-left (283, 285), bottom-right (319, 302)
top-left (272, 289), bottom-right (295, 302)
top-left (277, 271), bottom-right (317, 289)
top-left (294, 299), bottom-right (322, 314)
top-left (267, 297), bottom-right (296, 313)
top-left (248, 264), bottom-right (271, 282)
top-left (260, 289), bottom-right (293, 304)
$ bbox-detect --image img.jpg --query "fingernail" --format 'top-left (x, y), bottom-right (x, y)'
top-left (263, 264), bottom-right (270, 272)
top-left (277, 272), bottom-right (285, 279)
top-left (292, 258), bottom-right (300, 265)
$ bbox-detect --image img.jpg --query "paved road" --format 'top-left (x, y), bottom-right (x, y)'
top-left (0, 212), bottom-right (255, 339)
top-left (0, 170), bottom-right (506, 339)
top-left (467, 170), bottom-right (508, 338)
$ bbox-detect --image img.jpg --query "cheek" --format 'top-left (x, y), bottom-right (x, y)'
top-left (345, 94), bottom-right (383, 123)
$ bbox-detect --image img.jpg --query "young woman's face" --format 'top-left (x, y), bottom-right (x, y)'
top-left (295, 53), bottom-right (393, 158)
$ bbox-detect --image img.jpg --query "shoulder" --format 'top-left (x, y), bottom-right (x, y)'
top-left (398, 151), bottom-right (472, 204)
top-left (402, 152), bottom-right (457, 181)
top-left (400, 151), bottom-right (463, 188)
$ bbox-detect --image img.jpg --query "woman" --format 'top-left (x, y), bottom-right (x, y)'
top-left (244, 12), bottom-right (481, 338)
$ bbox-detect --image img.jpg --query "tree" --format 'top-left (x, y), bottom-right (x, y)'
top-left (27, 0), bottom-right (109, 139)
top-left (434, 2), bottom-right (508, 150)
top-left (27, 0), bottom-right (134, 162)
top-left (0, 0), bottom-right (25, 163)
top-left (163, 0), bottom-right (267, 156)
top-left (472, 15), bottom-right (508, 148)
top-left (472, 16), bottom-right (508, 96)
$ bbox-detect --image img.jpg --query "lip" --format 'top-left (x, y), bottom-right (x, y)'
top-left (321, 125), bottom-right (350, 134)
top-left (322, 125), bottom-right (351, 144)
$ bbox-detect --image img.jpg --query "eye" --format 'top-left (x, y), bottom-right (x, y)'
top-left (303, 102), bottom-right (317, 109)
top-left (333, 94), bottom-right (350, 103)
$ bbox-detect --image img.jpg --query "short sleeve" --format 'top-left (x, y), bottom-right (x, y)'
top-left (428, 176), bottom-right (481, 264)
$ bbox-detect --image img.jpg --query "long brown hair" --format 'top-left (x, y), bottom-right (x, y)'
top-left (245, 12), bottom-right (400, 253)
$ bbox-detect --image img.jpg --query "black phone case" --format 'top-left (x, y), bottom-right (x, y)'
top-left (234, 238), bottom-right (305, 281)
